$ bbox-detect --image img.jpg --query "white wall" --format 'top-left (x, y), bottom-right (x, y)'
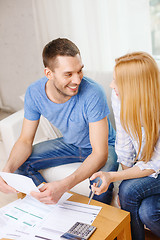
top-left (33, 0), bottom-right (152, 72)
top-left (0, 0), bottom-right (152, 111)
top-left (0, 0), bottom-right (43, 111)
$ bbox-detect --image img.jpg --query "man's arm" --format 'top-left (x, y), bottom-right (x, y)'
top-left (31, 117), bottom-right (109, 204)
top-left (0, 118), bottom-right (39, 193)
top-left (65, 116), bottom-right (109, 185)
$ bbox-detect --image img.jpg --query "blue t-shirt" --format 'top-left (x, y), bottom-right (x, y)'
top-left (24, 76), bottom-right (115, 148)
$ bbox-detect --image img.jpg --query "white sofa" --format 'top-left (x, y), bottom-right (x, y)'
top-left (0, 71), bottom-right (119, 205)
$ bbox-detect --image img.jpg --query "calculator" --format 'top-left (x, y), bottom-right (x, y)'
top-left (61, 222), bottom-right (97, 240)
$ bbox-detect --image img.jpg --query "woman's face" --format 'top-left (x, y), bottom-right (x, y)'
top-left (110, 70), bottom-right (119, 97)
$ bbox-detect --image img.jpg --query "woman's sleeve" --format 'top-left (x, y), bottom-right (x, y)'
top-left (135, 136), bottom-right (160, 178)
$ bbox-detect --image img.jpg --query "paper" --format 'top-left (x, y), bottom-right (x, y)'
top-left (0, 172), bottom-right (39, 195)
top-left (34, 201), bottom-right (102, 240)
top-left (0, 193), bottom-right (101, 240)
top-left (0, 171), bottom-right (102, 240)
top-left (0, 192), bottom-right (73, 239)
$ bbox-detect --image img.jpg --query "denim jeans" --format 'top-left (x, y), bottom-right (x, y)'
top-left (17, 137), bottom-right (118, 204)
top-left (119, 175), bottom-right (160, 240)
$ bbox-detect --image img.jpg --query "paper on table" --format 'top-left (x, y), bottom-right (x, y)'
top-left (35, 201), bottom-right (102, 240)
top-left (0, 192), bottom-right (73, 239)
top-left (0, 172), bottom-right (39, 195)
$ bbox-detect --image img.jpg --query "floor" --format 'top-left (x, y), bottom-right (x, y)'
top-left (0, 111), bottom-right (159, 239)
top-left (145, 229), bottom-right (160, 240)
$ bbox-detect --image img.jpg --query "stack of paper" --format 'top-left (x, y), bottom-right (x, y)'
top-left (0, 173), bottom-right (102, 240)
top-left (0, 193), bottom-right (73, 239)
top-left (0, 194), bottom-right (102, 240)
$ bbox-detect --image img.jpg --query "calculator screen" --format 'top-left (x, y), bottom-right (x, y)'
top-left (61, 232), bottom-right (85, 239)
top-left (61, 222), bottom-right (96, 240)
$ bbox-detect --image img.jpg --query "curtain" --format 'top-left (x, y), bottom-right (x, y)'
top-left (32, 0), bottom-right (152, 72)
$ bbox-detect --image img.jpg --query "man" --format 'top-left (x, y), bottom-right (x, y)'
top-left (1, 38), bottom-right (118, 204)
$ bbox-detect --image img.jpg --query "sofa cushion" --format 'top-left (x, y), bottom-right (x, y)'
top-left (42, 163), bottom-right (90, 196)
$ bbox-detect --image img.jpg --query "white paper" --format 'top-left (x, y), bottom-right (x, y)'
top-left (0, 192), bottom-right (72, 239)
top-left (0, 187), bottom-right (101, 240)
top-left (0, 172), bottom-right (39, 195)
top-left (36, 201), bottom-right (102, 240)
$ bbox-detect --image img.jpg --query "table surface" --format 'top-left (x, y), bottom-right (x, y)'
top-left (68, 192), bottom-right (131, 240)
top-left (1, 191), bottom-right (131, 240)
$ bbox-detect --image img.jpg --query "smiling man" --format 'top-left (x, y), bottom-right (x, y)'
top-left (1, 38), bottom-right (118, 204)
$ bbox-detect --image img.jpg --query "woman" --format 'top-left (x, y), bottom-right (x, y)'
top-left (90, 52), bottom-right (160, 240)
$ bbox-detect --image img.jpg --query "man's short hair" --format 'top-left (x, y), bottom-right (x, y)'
top-left (42, 38), bottom-right (80, 70)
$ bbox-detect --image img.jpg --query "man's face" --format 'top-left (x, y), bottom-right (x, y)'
top-left (48, 54), bottom-right (84, 103)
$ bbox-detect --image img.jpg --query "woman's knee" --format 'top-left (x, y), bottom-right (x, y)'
top-left (119, 179), bottom-right (135, 199)
top-left (139, 198), bottom-right (151, 225)
top-left (119, 179), bottom-right (140, 207)
top-left (139, 196), bottom-right (160, 237)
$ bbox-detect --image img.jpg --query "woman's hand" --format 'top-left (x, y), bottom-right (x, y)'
top-left (90, 171), bottom-right (113, 195)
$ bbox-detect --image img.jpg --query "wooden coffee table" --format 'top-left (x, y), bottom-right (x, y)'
top-left (1, 191), bottom-right (131, 240)
top-left (69, 192), bottom-right (132, 240)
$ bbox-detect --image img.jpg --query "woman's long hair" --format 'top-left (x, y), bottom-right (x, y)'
top-left (115, 52), bottom-right (160, 162)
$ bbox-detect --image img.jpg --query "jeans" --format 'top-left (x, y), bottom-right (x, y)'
top-left (17, 137), bottom-right (118, 204)
top-left (119, 175), bottom-right (160, 240)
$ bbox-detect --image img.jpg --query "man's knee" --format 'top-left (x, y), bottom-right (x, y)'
top-left (16, 157), bottom-right (31, 175)
top-left (100, 145), bottom-right (118, 172)
top-left (92, 182), bottom-right (114, 204)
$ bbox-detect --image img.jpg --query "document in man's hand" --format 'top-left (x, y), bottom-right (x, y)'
top-left (0, 172), bottom-right (39, 195)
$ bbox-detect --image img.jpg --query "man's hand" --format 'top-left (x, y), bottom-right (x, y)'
top-left (30, 180), bottom-right (67, 204)
top-left (0, 176), bottom-right (17, 194)
top-left (90, 171), bottom-right (112, 195)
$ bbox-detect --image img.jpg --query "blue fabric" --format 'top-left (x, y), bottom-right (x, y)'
top-left (119, 176), bottom-right (160, 240)
top-left (16, 137), bottom-right (118, 204)
top-left (24, 76), bottom-right (116, 148)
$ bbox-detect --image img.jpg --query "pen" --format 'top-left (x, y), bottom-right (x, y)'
top-left (38, 182), bottom-right (45, 189)
top-left (88, 180), bottom-right (100, 205)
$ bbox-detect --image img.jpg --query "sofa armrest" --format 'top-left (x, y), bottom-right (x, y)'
top-left (0, 109), bottom-right (61, 160)
top-left (0, 109), bottom-right (24, 159)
